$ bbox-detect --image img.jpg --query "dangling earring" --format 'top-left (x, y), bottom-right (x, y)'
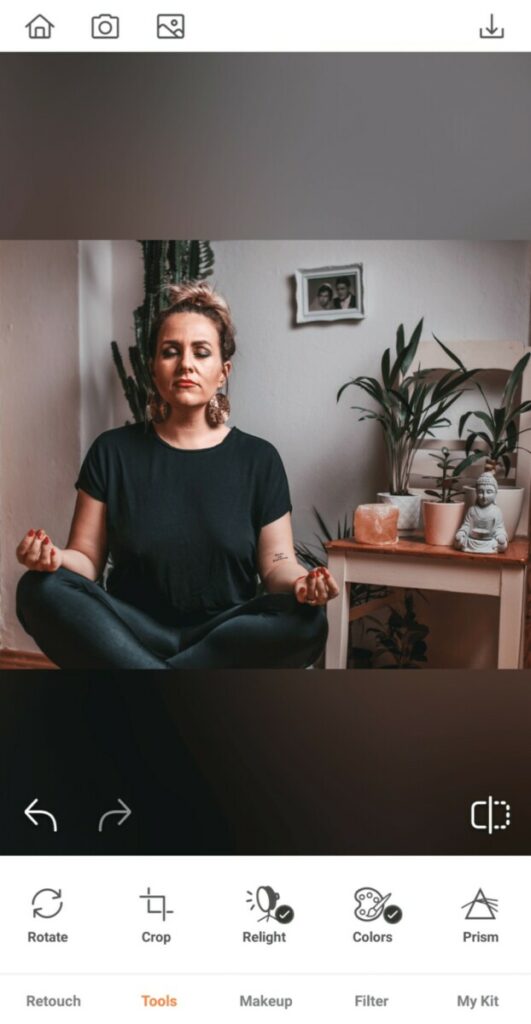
top-left (206, 391), bottom-right (230, 428)
top-left (146, 387), bottom-right (170, 423)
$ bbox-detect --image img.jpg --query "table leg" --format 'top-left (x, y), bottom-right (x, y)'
top-left (325, 553), bottom-right (351, 669)
top-left (498, 566), bottom-right (526, 669)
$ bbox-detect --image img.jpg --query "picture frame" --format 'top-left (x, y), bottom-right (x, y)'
top-left (295, 263), bottom-right (365, 323)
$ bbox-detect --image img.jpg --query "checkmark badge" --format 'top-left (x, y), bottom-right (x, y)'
top-left (275, 904), bottom-right (295, 924)
top-left (383, 904), bottom-right (403, 924)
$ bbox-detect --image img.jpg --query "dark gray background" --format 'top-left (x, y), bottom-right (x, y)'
top-left (1, 54), bottom-right (530, 238)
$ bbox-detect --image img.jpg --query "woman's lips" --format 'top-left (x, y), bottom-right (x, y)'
top-left (173, 380), bottom-right (197, 387)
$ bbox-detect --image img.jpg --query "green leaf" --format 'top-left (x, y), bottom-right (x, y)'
top-left (336, 380), bottom-right (355, 402)
top-left (432, 334), bottom-right (468, 372)
top-left (381, 348), bottom-right (391, 388)
top-left (501, 351), bottom-right (530, 411)
top-left (501, 454), bottom-right (512, 477)
top-left (506, 419), bottom-right (517, 452)
top-left (351, 377), bottom-right (385, 405)
top-left (389, 388), bottom-right (414, 417)
top-left (493, 407), bottom-right (506, 435)
top-left (432, 368), bottom-right (477, 403)
top-left (506, 399), bottom-right (531, 419)
top-left (459, 410), bottom-right (474, 437)
top-left (453, 452), bottom-right (485, 474)
top-left (467, 410), bottom-right (495, 436)
top-left (399, 318), bottom-right (424, 378)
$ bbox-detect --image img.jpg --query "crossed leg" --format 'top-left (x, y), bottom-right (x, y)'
top-left (16, 570), bottom-right (328, 670)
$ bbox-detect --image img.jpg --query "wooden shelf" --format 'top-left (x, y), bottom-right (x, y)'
top-left (326, 534), bottom-right (529, 567)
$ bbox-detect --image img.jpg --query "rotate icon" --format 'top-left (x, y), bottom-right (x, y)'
top-left (32, 888), bottom-right (63, 919)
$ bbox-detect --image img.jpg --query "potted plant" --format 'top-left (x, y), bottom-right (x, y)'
top-left (337, 319), bottom-right (476, 529)
top-left (357, 592), bottom-right (430, 669)
top-left (421, 447), bottom-right (466, 546)
top-left (456, 351), bottom-right (531, 540)
top-left (111, 240), bottom-right (215, 423)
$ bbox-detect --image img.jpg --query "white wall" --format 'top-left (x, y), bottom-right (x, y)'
top-left (211, 241), bottom-right (531, 542)
top-left (79, 240), bottom-right (115, 454)
top-left (0, 241), bottom-right (79, 650)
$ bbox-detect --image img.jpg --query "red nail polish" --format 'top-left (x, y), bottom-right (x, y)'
top-left (28, 529), bottom-right (35, 537)
top-left (51, 549), bottom-right (56, 556)
top-left (43, 537), bottom-right (49, 544)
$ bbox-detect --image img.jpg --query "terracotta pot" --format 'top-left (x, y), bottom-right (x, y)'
top-left (463, 486), bottom-right (525, 542)
top-left (377, 492), bottom-right (422, 531)
top-left (422, 501), bottom-right (466, 546)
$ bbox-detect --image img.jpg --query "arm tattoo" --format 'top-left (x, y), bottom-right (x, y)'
top-left (272, 552), bottom-right (289, 563)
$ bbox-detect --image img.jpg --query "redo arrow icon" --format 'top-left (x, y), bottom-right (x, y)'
top-left (98, 798), bottom-right (132, 832)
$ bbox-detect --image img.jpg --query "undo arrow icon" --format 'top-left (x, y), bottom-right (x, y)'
top-left (25, 799), bottom-right (58, 832)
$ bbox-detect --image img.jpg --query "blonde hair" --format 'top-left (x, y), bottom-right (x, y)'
top-left (149, 281), bottom-right (236, 362)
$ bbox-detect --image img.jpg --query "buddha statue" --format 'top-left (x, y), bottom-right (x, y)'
top-left (455, 472), bottom-right (508, 553)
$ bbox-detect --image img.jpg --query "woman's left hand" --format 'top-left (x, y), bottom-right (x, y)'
top-left (293, 566), bottom-right (339, 605)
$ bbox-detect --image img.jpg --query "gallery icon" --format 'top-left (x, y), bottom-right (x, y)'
top-left (92, 14), bottom-right (120, 39)
top-left (462, 888), bottom-right (498, 920)
top-left (139, 887), bottom-right (174, 922)
top-left (157, 14), bottom-right (185, 38)
top-left (470, 796), bottom-right (511, 835)
top-left (26, 14), bottom-right (54, 39)
top-left (246, 885), bottom-right (294, 925)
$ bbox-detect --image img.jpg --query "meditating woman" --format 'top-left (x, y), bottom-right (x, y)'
top-left (16, 282), bottom-right (338, 669)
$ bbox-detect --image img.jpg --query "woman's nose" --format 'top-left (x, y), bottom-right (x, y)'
top-left (179, 349), bottom-right (194, 371)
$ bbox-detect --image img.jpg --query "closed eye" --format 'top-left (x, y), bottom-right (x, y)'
top-left (161, 345), bottom-right (212, 358)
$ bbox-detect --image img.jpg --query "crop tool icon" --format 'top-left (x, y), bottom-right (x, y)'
top-left (139, 887), bottom-right (174, 922)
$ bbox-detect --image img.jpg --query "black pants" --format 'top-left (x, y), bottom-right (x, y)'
top-left (16, 568), bottom-right (328, 670)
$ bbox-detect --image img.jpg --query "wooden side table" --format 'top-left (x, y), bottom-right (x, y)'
top-left (325, 536), bottom-right (529, 670)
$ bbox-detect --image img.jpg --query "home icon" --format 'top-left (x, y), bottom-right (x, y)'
top-left (26, 14), bottom-right (55, 39)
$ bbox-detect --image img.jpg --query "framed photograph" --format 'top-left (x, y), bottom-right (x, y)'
top-left (295, 263), bottom-right (365, 323)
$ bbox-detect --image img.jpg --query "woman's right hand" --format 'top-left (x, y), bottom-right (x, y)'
top-left (16, 529), bottom-right (63, 572)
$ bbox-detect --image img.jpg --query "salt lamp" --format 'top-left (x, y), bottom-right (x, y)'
top-left (354, 503), bottom-right (399, 545)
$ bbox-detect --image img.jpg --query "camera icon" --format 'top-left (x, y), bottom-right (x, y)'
top-left (91, 13), bottom-right (120, 39)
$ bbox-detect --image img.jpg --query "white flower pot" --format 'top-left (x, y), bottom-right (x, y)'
top-left (377, 492), bottom-right (422, 531)
top-left (422, 501), bottom-right (466, 546)
top-left (463, 486), bottom-right (525, 542)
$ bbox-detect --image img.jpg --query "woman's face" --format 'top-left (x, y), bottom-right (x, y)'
top-left (152, 312), bottom-right (230, 412)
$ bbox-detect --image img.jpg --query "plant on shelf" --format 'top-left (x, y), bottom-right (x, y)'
top-left (337, 319), bottom-right (477, 496)
top-left (111, 240), bottom-right (215, 423)
top-left (455, 351), bottom-right (531, 478)
top-left (423, 447), bottom-right (463, 503)
top-left (421, 447), bottom-right (466, 546)
top-left (362, 592), bottom-right (430, 669)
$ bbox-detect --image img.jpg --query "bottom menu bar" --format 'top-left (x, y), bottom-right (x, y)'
top-left (0, 855), bottom-right (528, 1022)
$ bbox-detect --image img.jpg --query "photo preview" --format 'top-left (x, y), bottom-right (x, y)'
top-left (0, 4), bottom-right (530, 1021)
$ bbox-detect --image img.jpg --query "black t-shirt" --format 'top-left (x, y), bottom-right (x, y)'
top-left (75, 423), bottom-right (292, 625)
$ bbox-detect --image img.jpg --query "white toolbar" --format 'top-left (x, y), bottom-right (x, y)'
top-left (2, 2), bottom-right (527, 52)
top-left (1, 855), bottom-right (530, 1021)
